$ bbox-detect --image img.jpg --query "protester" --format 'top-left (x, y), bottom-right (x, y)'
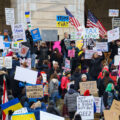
top-left (64, 84), bottom-right (79, 120)
top-left (103, 83), bottom-right (118, 109)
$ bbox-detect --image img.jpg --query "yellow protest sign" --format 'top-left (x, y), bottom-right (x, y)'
top-left (56, 21), bottom-right (69, 27)
top-left (76, 40), bottom-right (83, 50)
top-left (11, 113), bottom-right (36, 120)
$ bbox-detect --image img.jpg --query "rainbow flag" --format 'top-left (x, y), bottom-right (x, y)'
top-left (1, 98), bottom-right (23, 115)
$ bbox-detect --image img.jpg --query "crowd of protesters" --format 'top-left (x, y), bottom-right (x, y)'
top-left (0, 29), bottom-right (120, 120)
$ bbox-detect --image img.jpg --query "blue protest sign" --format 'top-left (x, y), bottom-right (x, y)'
top-left (31, 28), bottom-right (41, 42)
top-left (56, 15), bottom-right (69, 22)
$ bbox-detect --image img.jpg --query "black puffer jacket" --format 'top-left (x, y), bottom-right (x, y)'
top-left (71, 72), bottom-right (81, 91)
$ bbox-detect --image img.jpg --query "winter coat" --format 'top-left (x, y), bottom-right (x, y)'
top-left (64, 89), bottom-right (79, 112)
top-left (61, 76), bottom-right (70, 90)
top-left (71, 72), bottom-right (81, 91)
top-left (99, 78), bottom-right (114, 96)
top-left (47, 105), bottom-right (61, 116)
top-left (109, 42), bottom-right (120, 59)
top-left (103, 90), bottom-right (118, 108)
top-left (49, 79), bottom-right (59, 95)
top-left (89, 54), bottom-right (105, 79)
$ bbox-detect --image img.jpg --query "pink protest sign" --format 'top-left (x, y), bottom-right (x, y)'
top-left (53, 41), bottom-right (61, 53)
top-left (68, 49), bottom-right (75, 58)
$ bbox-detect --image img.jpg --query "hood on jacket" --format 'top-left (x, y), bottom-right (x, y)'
top-left (105, 83), bottom-right (113, 92)
top-left (68, 88), bottom-right (76, 94)
top-left (52, 79), bottom-right (58, 83)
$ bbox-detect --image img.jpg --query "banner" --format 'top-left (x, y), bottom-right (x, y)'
top-left (95, 42), bottom-right (108, 52)
top-left (11, 113), bottom-right (36, 120)
top-left (40, 111), bottom-right (64, 120)
top-left (5, 8), bottom-right (15, 25)
top-left (79, 81), bottom-right (98, 95)
top-left (77, 96), bottom-right (94, 120)
top-left (26, 85), bottom-right (43, 99)
top-left (12, 24), bottom-right (26, 42)
top-left (56, 15), bottom-right (69, 27)
top-left (41, 30), bottom-right (58, 41)
top-left (14, 66), bottom-right (38, 84)
top-left (19, 45), bottom-right (29, 57)
top-left (68, 49), bottom-right (75, 58)
top-left (31, 28), bottom-right (41, 42)
top-left (94, 97), bottom-right (101, 113)
top-left (109, 9), bottom-right (119, 17)
top-left (107, 27), bottom-right (119, 42)
top-left (84, 28), bottom-right (99, 39)
top-left (0, 57), bottom-right (12, 69)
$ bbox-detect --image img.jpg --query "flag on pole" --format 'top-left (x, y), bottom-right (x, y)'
top-left (65, 7), bottom-right (81, 31)
top-left (2, 76), bottom-right (8, 120)
top-left (86, 10), bottom-right (107, 38)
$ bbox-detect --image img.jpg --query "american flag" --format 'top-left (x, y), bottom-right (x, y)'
top-left (87, 10), bottom-right (107, 38)
top-left (2, 76), bottom-right (8, 120)
top-left (65, 7), bottom-right (80, 31)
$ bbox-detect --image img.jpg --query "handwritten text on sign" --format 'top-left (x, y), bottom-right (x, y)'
top-left (26, 85), bottom-right (43, 98)
top-left (77, 96), bottom-right (94, 120)
top-left (79, 81), bottom-right (98, 95)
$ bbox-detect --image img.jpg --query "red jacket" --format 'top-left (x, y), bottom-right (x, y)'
top-left (61, 76), bottom-right (70, 90)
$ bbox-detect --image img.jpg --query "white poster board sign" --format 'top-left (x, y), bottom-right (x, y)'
top-left (12, 24), bottom-right (26, 42)
top-left (94, 97), bottom-right (101, 113)
top-left (13, 108), bottom-right (28, 115)
top-left (114, 55), bottom-right (120, 66)
top-left (0, 36), bottom-right (5, 49)
top-left (14, 66), bottom-right (38, 84)
top-left (85, 50), bottom-right (96, 59)
top-left (107, 27), bottom-right (119, 42)
top-left (84, 28), bottom-right (99, 39)
top-left (95, 42), bottom-right (108, 52)
top-left (77, 96), bottom-right (94, 120)
top-left (109, 9), bottom-right (119, 17)
top-left (40, 111), bottom-right (64, 120)
top-left (5, 8), bottom-right (15, 25)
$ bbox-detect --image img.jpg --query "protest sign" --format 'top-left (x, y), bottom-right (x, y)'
top-left (85, 50), bottom-right (96, 59)
top-left (71, 27), bottom-right (85, 40)
top-left (19, 45), bottom-right (29, 57)
top-left (0, 36), bottom-right (5, 49)
top-left (53, 41), bottom-right (61, 53)
top-left (44, 84), bottom-right (49, 95)
top-left (84, 28), bottom-right (99, 39)
top-left (94, 97), bottom-right (101, 113)
top-left (11, 113), bottom-right (36, 120)
top-left (13, 108), bottom-right (28, 115)
top-left (14, 66), bottom-right (38, 84)
top-left (40, 111), bottom-right (64, 120)
top-left (68, 49), bottom-right (75, 58)
top-left (41, 73), bottom-right (47, 83)
top-left (31, 28), bottom-right (41, 42)
top-left (12, 24), bottom-right (26, 42)
top-left (112, 18), bottom-right (120, 29)
top-left (109, 9), bottom-right (119, 17)
top-left (114, 55), bottom-right (120, 66)
top-left (62, 59), bottom-right (71, 72)
top-left (5, 8), bottom-right (15, 25)
top-left (107, 27), bottom-right (119, 42)
top-left (12, 42), bottom-right (20, 49)
top-left (26, 85), bottom-right (43, 98)
top-left (104, 110), bottom-right (119, 120)
top-left (25, 11), bottom-right (31, 25)
top-left (56, 15), bottom-right (69, 27)
top-left (77, 96), bottom-right (94, 120)
top-left (0, 57), bottom-right (12, 69)
top-left (41, 30), bottom-right (58, 41)
top-left (95, 42), bottom-right (108, 52)
top-left (75, 40), bottom-right (83, 50)
top-left (111, 100), bottom-right (120, 113)
top-left (79, 81), bottom-right (98, 95)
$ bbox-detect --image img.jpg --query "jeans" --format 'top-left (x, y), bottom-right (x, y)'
top-left (50, 92), bottom-right (59, 103)
top-left (31, 53), bottom-right (36, 68)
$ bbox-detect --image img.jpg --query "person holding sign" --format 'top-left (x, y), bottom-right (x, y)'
top-left (103, 83), bottom-right (118, 109)
top-left (89, 52), bottom-right (105, 80)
